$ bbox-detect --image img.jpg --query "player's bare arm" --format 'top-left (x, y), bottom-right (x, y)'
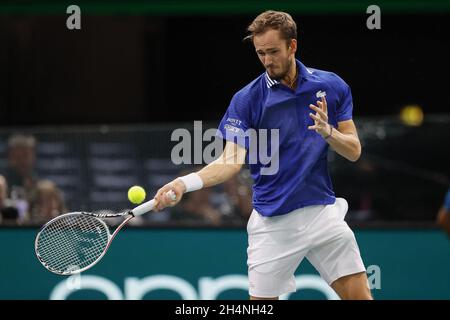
top-left (197, 141), bottom-right (247, 186)
top-left (308, 96), bottom-right (361, 162)
top-left (153, 141), bottom-right (247, 211)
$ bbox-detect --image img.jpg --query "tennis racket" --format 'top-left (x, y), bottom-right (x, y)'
top-left (35, 190), bottom-right (176, 275)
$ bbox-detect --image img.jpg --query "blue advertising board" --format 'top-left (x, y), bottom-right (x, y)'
top-left (1, 228), bottom-right (449, 299)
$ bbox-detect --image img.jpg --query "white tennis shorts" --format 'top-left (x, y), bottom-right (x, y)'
top-left (247, 198), bottom-right (366, 298)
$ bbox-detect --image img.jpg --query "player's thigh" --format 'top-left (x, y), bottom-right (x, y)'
top-left (248, 251), bottom-right (306, 298)
top-left (247, 210), bottom-right (309, 298)
top-left (306, 222), bottom-right (366, 286)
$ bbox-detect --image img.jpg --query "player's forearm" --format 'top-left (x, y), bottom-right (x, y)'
top-left (196, 142), bottom-right (246, 188)
top-left (197, 160), bottom-right (242, 188)
top-left (154, 155), bottom-right (242, 212)
top-left (170, 142), bottom-right (246, 196)
top-left (326, 128), bottom-right (361, 162)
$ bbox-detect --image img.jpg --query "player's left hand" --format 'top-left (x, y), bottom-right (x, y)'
top-left (308, 96), bottom-right (331, 138)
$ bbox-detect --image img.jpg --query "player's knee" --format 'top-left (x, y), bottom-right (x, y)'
top-left (333, 272), bottom-right (373, 300)
top-left (349, 288), bottom-right (373, 300)
top-left (336, 285), bottom-right (373, 300)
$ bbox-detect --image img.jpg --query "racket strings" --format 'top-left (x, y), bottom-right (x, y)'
top-left (36, 214), bottom-right (110, 274)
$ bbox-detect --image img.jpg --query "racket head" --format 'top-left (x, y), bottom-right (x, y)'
top-left (35, 212), bottom-right (111, 275)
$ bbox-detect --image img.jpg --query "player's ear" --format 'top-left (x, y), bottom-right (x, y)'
top-left (288, 39), bottom-right (297, 54)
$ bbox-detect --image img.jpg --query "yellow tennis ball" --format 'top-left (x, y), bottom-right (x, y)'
top-left (400, 105), bottom-right (424, 127)
top-left (128, 186), bottom-right (146, 204)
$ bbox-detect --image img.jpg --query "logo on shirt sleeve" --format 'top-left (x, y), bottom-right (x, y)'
top-left (226, 118), bottom-right (242, 126)
top-left (224, 124), bottom-right (241, 133)
top-left (224, 118), bottom-right (244, 134)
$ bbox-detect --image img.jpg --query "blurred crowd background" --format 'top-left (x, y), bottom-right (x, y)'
top-left (0, 1), bottom-right (449, 231)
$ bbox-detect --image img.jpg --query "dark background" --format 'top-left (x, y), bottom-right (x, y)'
top-left (0, 12), bottom-right (449, 125)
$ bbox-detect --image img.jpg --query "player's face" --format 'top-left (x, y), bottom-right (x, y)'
top-left (253, 29), bottom-right (297, 80)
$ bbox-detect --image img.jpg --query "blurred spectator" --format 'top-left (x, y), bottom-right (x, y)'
top-left (0, 175), bottom-right (19, 225)
top-left (216, 170), bottom-right (253, 224)
top-left (436, 188), bottom-right (450, 237)
top-left (172, 187), bottom-right (224, 226)
top-left (343, 158), bottom-right (378, 221)
top-left (2, 133), bottom-right (38, 219)
top-left (27, 180), bottom-right (67, 224)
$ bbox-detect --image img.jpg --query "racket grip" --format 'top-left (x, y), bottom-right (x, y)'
top-left (131, 190), bottom-right (176, 216)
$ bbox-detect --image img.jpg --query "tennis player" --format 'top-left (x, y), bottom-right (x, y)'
top-left (154, 10), bottom-right (372, 300)
top-left (437, 188), bottom-right (450, 236)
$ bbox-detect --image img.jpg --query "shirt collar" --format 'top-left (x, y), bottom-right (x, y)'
top-left (265, 72), bottom-right (280, 88)
top-left (264, 59), bottom-right (314, 89)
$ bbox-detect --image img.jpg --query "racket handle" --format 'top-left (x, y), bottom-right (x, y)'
top-left (131, 190), bottom-right (176, 216)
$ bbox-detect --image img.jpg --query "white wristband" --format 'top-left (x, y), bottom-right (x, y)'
top-left (179, 173), bottom-right (204, 193)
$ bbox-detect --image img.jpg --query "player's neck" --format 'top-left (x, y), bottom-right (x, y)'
top-left (281, 60), bottom-right (298, 90)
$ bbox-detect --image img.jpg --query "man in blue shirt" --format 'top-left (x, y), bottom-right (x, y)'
top-left (437, 189), bottom-right (450, 236)
top-left (155, 10), bottom-right (372, 300)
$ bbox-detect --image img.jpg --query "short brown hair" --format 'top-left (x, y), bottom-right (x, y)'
top-left (244, 10), bottom-right (297, 43)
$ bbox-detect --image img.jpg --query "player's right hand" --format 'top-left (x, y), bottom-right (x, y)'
top-left (153, 178), bottom-right (186, 211)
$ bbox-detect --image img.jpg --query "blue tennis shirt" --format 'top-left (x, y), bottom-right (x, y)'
top-left (217, 59), bottom-right (354, 217)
